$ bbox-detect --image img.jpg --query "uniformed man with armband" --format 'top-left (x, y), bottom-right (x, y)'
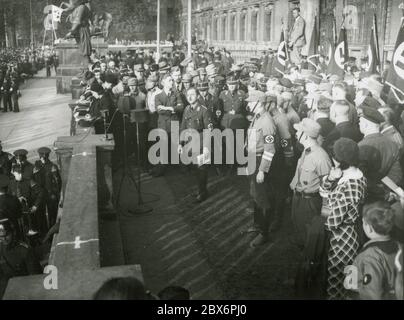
top-left (244, 91), bottom-right (278, 247)
top-left (267, 94), bottom-right (295, 232)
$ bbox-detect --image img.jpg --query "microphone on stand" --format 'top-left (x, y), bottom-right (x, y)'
top-left (100, 109), bottom-right (111, 141)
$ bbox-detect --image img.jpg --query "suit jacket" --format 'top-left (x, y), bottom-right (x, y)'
top-left (155, 90), bottom-right (184, 132)
top-left (290, 16), bottom-right (306, 47)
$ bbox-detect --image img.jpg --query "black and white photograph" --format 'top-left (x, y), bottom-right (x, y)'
top-left (0, 0), bottom-right (403, 307)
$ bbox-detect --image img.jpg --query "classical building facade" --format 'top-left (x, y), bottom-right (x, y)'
top-left (178, 0), bottom-right (404, 64)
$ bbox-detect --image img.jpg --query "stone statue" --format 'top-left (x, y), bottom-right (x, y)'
top-left (64, 0), bottom-right (93, 63)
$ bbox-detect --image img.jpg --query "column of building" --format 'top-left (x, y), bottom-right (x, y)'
top-left (300, 0), bottom-right (321, 54)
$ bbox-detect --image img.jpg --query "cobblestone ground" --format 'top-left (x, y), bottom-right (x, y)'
top-left (117, 165), bottom-right (303, 300)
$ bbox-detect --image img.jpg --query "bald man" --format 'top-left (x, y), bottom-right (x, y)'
top-left (323, 101), bottom-right (363, 155)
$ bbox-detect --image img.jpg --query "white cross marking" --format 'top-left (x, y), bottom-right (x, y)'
top-left (57, 236), bottom-right (99, 250)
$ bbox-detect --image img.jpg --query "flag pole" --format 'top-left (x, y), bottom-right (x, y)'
top-left (156, 0), bottom-right (160, 62)
top-left (187, 0), bottom-right (192, 58)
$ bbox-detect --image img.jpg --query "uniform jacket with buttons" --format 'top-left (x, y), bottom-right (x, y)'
top-left (290, 144), bottom-right (332, 193)
top-left (219, 89), bottom-right (247, 129)
top-left (247, 111), bottom-right (278, 173)
top-left (180, 102), bottom-right (213, 153)
top-left (198, 93), bottom-right (223, 129)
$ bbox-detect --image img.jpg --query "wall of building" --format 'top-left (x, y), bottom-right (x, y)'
top-left (178, 0), bottom-right (403, 64)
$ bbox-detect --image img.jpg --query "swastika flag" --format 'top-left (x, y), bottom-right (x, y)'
top-left (366, 13), bottom-right (381, 75)
top-left (307, 15), bottom-right (320, 71)
top-left (327, 26), bottom-right (348, 77)
top-left (386, 18), bottom-right (404, 103)
top-left (273, 28), bottom-right (289, 77)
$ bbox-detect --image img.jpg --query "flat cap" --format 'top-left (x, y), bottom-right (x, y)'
top-left (359, 106), bottom-right (385, 124)
top-left (158, 60), bottom-right (170, 70)
top-left (133, 64), bottom-right (145, 72)
top-left (182, 74), bottom-right (193, 83)
top-left (150, 63), bottom-right (159, 72)
top-left (226, 76), bottom-right (239, 85)
top-left (359, 96), bottom-right (381, 109)
top-left (128, 77), bottom-right (138, 86)
top-left (197, 81), bottom-right (209, 91)
top-left (38, 147), bottom-right (51, 155)
top-left (13, 149), bottom-right (28, 157)
top-left (198, 67), bottom-right (207, 75)
top-left (293, 118), bottom-right (321, 139)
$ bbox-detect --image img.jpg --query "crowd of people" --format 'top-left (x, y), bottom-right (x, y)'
top-left (67, 37), bottom-right (404, 300)
top-left (1, 8), bottom-right (404, 300)
top-left (0, 46), bottom-right (58, 114)
top-left (0, 143), bottom-right (62, 297)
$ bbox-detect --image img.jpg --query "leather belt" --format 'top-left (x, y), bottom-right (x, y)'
top-left (294, 191), bottom-right (320, 199)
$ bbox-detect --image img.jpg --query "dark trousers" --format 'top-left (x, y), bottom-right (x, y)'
top-left (46, 193), bottom-right (60, 229)
top-left (46, 66), bottom-right (51, 77)
top-left (291, 193), bottom-right (322, 244)
top-left (11, 93), bottom-right (19, 112)
top-left (192, 164), bottom-right (208, 196)
top-left (2, 93), bottom-right (12, 112)
top-left (253, 205), bottom-right (273, 237)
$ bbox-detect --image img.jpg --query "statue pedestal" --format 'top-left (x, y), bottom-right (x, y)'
top-left (56, 40), bottom-right (108, 94)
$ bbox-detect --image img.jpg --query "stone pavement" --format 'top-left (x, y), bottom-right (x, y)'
top-left (0, 70), bottom-right (71, 162)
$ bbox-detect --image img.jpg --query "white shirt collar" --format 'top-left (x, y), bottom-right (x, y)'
top-left (381, 125), bottom-right (394, 134)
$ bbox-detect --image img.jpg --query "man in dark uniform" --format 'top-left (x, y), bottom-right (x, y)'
top-left (219, 76), bottom-right (248, 172)
top-left (1, 74), bottom-right (12, 112)
top-left (10, 76), bottom-right (19, 113)
top-left (0, 219), bottom-right (41, 298)
top-left (179, 87), bottom-right (213, 203)
top-left (266, 95), bottom-right (295, 232)
top-left (34, 147), bottom-right (61, 230)
top-left (197, 81), bottom-right (223, 129)
top-left (198, 81), bottom-right (224, 175)
top-left (11, 149), bottom-right (33, 182)
top-left (0, 175), bottom-right (22, 235)
top-left (0, 141), bottom-right (12, 176)
top-left (244, 91), bottom-right (278, 247)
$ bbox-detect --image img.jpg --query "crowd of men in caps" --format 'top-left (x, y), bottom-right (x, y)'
top-left (1, 30), bottom-right (404, 302)
top-left (0, 47), bottom-right (62, 296)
